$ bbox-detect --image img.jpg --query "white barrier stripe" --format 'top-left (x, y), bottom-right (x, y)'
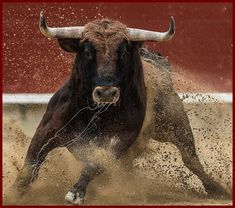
top-left (2, 93), bottom-right (232, 104)
top-left (3, 93), bottom-right (53, 104)
top-left (179, 93), bottom-right (232, 103)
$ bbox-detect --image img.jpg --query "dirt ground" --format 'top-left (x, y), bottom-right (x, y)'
top-left (2, 97), bottom-right (232, 205)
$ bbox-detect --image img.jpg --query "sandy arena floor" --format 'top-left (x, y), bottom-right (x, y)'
top-left (2, 100), bottom-right (232, 205)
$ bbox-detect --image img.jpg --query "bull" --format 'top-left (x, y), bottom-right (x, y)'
top-left (12, 12), bottom-right (230, 204)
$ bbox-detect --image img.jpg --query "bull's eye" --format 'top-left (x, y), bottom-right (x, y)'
top-left (120, 53), bottom-right (126, 60)
top-left (118, 42), bottom-right (130, 62)
top-left (120, 51), bottom-right (128, 61)
top-left (84, 49), bottom-right (92, 60)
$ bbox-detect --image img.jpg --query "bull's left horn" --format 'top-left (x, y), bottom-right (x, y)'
top-left (127, 16), bottom-right (175, 42)
top-left (39, 11), bottom-right (84, 39)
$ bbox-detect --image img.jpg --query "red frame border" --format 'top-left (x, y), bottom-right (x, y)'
top-left (1, 0), bottom-right (234, 207)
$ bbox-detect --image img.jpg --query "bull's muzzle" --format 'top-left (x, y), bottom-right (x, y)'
top-left (92, 86), bottom-right (120, 104)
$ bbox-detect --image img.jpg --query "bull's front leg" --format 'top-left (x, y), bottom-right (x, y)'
top-left (65, 133), bottom-right (137, 205)
top-left (65, 142), bottom-right (104, 205)
top-left (65, 162), bottom-right (104, 205)
top-left (11, 127), bottom-right (69, 198)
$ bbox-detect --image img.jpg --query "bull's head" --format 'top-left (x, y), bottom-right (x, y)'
top-left (39, 12), bottom-right (175, 105)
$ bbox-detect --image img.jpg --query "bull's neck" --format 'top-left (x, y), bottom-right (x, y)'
top-left (124, 78), bottom-right (146, 111)
top-left (123, 58), bottom-right (146, 111)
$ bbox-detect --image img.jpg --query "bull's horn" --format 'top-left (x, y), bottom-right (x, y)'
top-left (127, 16), bottom-right (175, 42)
top-left (39, 11), bottom-right (84, 39)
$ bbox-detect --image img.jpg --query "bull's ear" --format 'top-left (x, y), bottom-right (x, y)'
top-left (58, 39), bottom-right (80, 53)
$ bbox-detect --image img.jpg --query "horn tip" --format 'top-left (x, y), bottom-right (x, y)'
top-left (169, 16), bottom-right (175, 36)
top-left (39, 11), bottom-right (47, 29)
top-left (170, 16), bottom-right (175, 27)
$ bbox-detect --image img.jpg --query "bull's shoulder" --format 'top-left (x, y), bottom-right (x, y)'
top-left (47, 82), bottom-right (72, 110)
top-left (38, 83), bottom-right (73, 129)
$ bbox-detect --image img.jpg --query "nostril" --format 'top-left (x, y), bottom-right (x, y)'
top-left (111, 90), bottom-right (118, 97)
top-left (96, 90), bottom-right (102, 97)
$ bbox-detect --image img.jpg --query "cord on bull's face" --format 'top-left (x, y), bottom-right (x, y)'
top-left (65, 103), bottom-right (111, 148)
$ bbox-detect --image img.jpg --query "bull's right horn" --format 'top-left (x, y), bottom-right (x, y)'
top-left (127, 16), bottom-right (175, 42)
top-left (39, 11), bottom-right (84, 39)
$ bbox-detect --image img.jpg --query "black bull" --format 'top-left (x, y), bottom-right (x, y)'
top-left (12, 18), bottom-right (230, 204)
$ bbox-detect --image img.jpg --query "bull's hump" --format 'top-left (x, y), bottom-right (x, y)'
top-left (142, 58), bottom-right (172, 93)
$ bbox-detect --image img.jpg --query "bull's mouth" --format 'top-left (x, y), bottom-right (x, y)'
top-left (92, 86), bottom-right (120, 106)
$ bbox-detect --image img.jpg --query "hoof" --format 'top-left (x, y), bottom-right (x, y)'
top-left (65, 191), bottom-right (85, 205)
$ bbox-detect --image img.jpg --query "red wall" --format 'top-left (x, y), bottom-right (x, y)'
top-left (3, 3), bottom-right (232, 93)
